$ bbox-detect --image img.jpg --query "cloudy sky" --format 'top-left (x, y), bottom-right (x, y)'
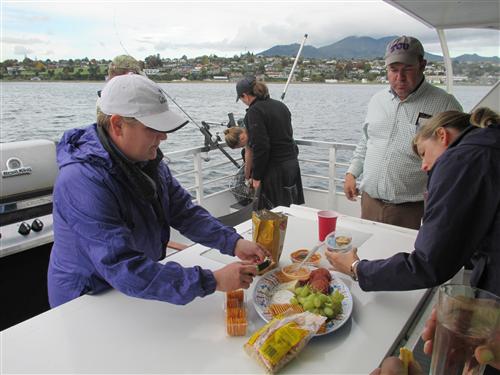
top-left (1, 0), bottom-right (499, 61)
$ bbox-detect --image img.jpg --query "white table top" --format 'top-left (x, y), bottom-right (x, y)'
top-left (1, 205), bottom-right (428, 374)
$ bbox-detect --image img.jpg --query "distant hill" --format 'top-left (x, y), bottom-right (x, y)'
top-left (317, 36), bottom-right (395, 59)
top-left (257, 36), bottom-right (498, 62)
top-left (261, 43), bottom-right (324, 59)
top-left (453, 53), bottom-right (499, 63)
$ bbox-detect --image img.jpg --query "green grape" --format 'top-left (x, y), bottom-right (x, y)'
top-left (314, 295), bottom-right (322, 308)
top-left (305, 294), bottom-right (315, 304)
top-left (303, 301), bottom-right (314, 311)
top-left (323, 307), bottom-right (334, 318)
top-left (300, 286), bottom-right (310, 298)
top-left (294, 286), bottom-right (345, 320)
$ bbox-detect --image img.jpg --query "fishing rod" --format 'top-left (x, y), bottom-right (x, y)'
top-left (281, 33), bottom-right (308, 101)
top-left (157, 89), bottom-right (241, 168)
top-left (111, 9), bottom-right (240, 169)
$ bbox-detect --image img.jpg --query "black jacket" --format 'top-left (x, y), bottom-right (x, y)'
top-left (245, 97), bottom-right (297, 180)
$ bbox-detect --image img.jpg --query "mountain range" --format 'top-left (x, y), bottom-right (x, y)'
top-left (257, 36), bottom-right (500, 63)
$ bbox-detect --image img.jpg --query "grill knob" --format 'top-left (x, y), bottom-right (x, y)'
top-left (31, 219), bottom-right (44, 232)
top-left (18, 222), bottom-right (31, 235)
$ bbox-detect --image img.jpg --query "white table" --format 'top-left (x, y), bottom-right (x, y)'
top-left (1, 205), bottom-right (430, 374)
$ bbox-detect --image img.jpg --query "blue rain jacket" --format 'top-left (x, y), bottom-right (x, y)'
top-left (48, 124), bottom-right (241, 307)
top-left (358, 123), bottom-right (500, 297)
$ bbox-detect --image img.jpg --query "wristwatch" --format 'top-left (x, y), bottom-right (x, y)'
top-left (350, 259), bottom-right (360, 281)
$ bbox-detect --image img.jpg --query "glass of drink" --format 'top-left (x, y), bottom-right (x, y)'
top-left (430, 284), bottom-right (500, 375)
top-left (317, 210), bottom-right (338, 242)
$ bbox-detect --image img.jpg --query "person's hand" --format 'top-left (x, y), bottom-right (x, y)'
top-left (252, 179), bottom-right (261, 189)
top-left (370, 356), bottom-right (424, 375)
top-left (344, 173), bottom-right (359, 201)
top-left (421, 308), bottom-right (437, 355)
top-left (234, 239), bottom-right (269, 263)
top-left (213, 261), bottom-right (258, 291)
top-left (422, 307), bottom-right (500, 370)
top-left (324, 247), bottom-right (359, 276)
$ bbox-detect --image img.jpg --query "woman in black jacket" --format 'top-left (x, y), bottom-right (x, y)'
top-left (327, 107), bottom-right (500, 297)
top-left (235, 76), bottom-right (304, 209)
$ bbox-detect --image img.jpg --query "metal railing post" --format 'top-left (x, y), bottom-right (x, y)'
top-left (328, 146), bottom-right (337, 210)
top-left (193, 151), bottom-right (204, 205)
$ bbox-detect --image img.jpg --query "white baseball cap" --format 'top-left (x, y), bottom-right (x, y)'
top-left (99, 74), bottom-right (188, 133)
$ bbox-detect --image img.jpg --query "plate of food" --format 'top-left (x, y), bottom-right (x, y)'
top-left (252, 267), bottom-right (353, 336)
top-left (325, 231), bottom-right (353, 253)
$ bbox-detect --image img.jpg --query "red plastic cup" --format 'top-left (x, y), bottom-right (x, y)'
top-left (317, 210), bottom-right (338, 241)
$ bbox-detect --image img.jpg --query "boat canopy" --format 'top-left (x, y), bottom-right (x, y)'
top-left (385, 0), bottom-right (499, 96)
top-left (384, 0), bottom-right (499, 30)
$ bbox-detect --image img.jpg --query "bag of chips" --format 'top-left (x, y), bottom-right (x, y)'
top-left (244, 312), bottom-right (325, 374)
top-left (252, 209), bottom-right (288, 274)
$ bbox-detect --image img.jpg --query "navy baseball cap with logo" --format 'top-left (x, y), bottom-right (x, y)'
top-left (236, 76), bottom-right (256, 102)
top-left (385, 36), bottom-right (424, 66)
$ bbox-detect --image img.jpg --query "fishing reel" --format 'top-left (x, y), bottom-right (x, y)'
top-left (200, 121), bottom-right (222, 150)
top-left (227, 113), bottom-right (245, 128)
top-left (202, 113), bottom-right (237, 130)
top-left (198, 113), bottom-right (243, 168)
top-left (200, 113), bottom-right (243, 148)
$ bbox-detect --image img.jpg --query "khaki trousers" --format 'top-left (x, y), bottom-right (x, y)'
top-left (361, 192), bottom-right (424, 230)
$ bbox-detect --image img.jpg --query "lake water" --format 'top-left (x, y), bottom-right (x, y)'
top-left (0, 82), bottom-right (491, 189)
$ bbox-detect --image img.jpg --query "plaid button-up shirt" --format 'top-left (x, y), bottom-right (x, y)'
top-left (347, 80), bottom-right (462, 204)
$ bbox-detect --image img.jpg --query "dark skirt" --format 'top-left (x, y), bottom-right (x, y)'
top-left (258, 158), bottom-right (305, 209)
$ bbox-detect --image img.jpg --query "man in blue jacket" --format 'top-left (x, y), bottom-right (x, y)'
top-left (48, 74), bottom-right (268, 308)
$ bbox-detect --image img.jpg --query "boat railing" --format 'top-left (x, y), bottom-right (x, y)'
top-left (165, 139), bottom-right (357, 208)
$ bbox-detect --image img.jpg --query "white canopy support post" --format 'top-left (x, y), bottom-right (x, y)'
top-left (281, 34), bottom-right (308, 101)
top-left (437, 28), bottom-right (454, 93)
